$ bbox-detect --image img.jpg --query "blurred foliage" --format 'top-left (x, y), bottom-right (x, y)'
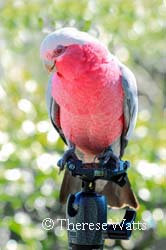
top-left (0, 0), bottom-right (166, 249)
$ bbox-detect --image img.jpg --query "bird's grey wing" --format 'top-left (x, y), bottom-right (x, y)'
top-left (119, 63), bottom-right (138, 157)
top-left (46, 75), bottom-right (67, 144)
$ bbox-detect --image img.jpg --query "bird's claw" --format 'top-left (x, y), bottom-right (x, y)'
top-left (57, 148), bottom-right (77, 173)
top-left (97, 147), bottom-right (119, 168)
top-left (57, 159), bottom-right (65, 172)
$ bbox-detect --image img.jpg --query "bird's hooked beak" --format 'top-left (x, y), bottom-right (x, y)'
top-left (43, 60), bottom-right (56, 73)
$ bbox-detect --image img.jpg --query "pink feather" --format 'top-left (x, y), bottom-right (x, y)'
top-left (52, 42), bottom-right (124, 155)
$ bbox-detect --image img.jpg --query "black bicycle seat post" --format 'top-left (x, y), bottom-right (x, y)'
top-left (63, 157), bottom-right (136, 249)
top-left (67, 180), bottom-right (107, 250)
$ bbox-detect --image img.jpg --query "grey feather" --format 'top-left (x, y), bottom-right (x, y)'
top-left (46, 74), bottom-right (53, 116)
top-left (107, 54), bottom-right (138, 155)
top-left (46, 75), bottom-right (67, 144)
top-left (120, 64), bottom-right (138, 140)
top-left (107, 58), bottom-right (138, 157)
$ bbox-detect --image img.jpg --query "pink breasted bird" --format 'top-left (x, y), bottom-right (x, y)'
top-left (40, 27), bottom-right (138, 209)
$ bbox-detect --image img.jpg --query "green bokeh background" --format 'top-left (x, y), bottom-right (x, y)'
top-left (0, 0), bottom-right (166, 249)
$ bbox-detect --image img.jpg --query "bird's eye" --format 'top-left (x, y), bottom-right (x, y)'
top-left (53, 45), bottom-right (66, 57)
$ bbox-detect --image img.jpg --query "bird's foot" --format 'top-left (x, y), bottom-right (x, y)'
top-left (97, 146), bottom-right (119, 168)
top-left (57, 147), bottom-right (77, 172)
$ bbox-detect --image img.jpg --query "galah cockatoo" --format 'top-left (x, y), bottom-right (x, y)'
top-left (40, 27), bottom-right (138, 209)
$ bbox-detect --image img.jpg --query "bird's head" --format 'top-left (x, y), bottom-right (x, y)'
top-left (40, 27), bottom-right (99, 74)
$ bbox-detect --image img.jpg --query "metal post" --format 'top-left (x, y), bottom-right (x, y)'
top-left (58, 157), bottom-right (136, 248)
top-left (66, 181), bottom-right (107, 250)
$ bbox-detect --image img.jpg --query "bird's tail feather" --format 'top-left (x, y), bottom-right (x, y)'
top-left (59, 170), bottom-right (139, 209)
